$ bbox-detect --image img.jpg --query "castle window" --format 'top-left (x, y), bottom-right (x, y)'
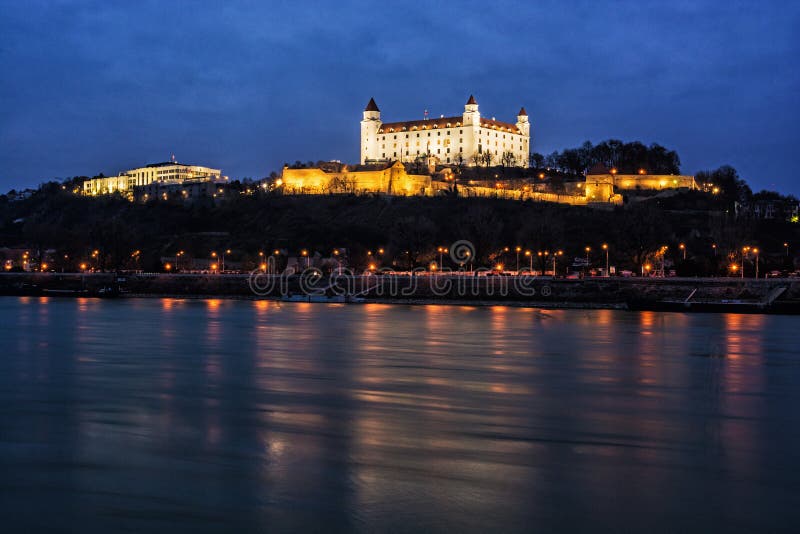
top-left (382, 153), bottom-right (385, 158)
top-left (394, 152), bottom-right (397, 157)
top-left (459, 138), bottom-right (463, 143)
top-left (427, 133), bottom-right (431, 137)
top-left (447, 130), bottom-right (451, 135)
top-left (447, 148), bottom-right (450, 153)
top-left (416, 133), bottom-right (419, 137)
top-left (447, 157), bottom-right (450, 163)
top-left (437, 149), bottom-right (440, 154)
top-left (460, 147), bottom-right (463, 152)
top-left (405, 134), bottom-right (409, 138)
top-left (393, 135), bottom-right (397, 139)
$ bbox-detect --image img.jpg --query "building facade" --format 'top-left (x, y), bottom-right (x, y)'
top-left (360, 96), bottom-right (530, 167)
top-left (83, 161), bottom-right (222, 196)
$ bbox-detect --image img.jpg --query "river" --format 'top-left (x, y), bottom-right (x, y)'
top-left (1, 297), bottom-right (798, 532)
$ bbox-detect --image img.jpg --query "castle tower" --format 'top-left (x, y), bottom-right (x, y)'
top-left (462, 94), bottom-right (480, 126)
top-left (516, 107), bottom-right (530, 137)
top-left (360, 98), bottom-right (381, 164)
top-left (461, 95), bottom-right (481, 163)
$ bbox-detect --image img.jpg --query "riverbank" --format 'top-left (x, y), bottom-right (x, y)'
top-left (2, 272), bottom-right (799, 313)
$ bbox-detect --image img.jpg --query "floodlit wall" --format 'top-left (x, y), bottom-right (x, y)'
top-left (281, 162), bottom-right (431, 196)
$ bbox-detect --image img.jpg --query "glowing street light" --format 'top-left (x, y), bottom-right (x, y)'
top-left (679, 243), bottom-right (686, 260)
top-left (437, 246), bottom-right (446, 270)
top-left (602, 243), bottom-right (609, 276)
top-left (785, 242), bottom-right (790, 257)
top-left (753, 248), bottom-right (760, 279)
top-left (515, 246), bottom-right (522, 272)
top-left (741, 246), bottom-right (750, 278)
top-left (525, 249), bottom-right (532, 271)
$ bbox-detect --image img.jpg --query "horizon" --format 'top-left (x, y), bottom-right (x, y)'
top-left (1, 1), bottom-right (798, 195)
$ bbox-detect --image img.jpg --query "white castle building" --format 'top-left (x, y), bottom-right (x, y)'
top-left (360, 95), bottom-right (530, 167)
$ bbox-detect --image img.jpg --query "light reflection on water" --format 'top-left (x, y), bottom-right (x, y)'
top-left (0, 297), bottom-right (799, 532)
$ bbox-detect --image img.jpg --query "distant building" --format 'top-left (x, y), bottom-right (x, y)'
top-left (583, 163), bottom-right (696, 202)
top-left (361, 95), bottom-right (530, 167)
top-left (83, 161), bottom-right (223, 196)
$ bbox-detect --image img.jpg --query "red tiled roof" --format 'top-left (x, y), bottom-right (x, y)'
top-left (378, 116), bottom-right (521, 134)
top-left (379, 116), bottom-right (462, 133)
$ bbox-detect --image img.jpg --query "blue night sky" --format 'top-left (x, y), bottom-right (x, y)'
top-left (1, 0), bottom-right (798, 194)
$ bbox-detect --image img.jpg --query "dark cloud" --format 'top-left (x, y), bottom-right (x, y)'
top-left (1, 0), bottom-right (798, 193)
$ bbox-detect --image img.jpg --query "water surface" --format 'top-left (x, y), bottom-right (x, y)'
top-left (1, 297), bottom-right (798, 532)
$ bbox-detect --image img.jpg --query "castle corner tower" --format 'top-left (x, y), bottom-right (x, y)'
top-left (361, 98), bottom-right (382, 164)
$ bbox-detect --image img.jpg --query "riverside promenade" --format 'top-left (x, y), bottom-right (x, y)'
top-left (1, 272), bottom-right (799, 313)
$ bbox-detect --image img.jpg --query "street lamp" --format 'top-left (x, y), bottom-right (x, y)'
top-left (712, 243), bottom-right (717, 257)
top-left (602, 243), bottom-right (609, 276)
top-left (741, 246), bottom-right (750, 279)
top-left (437, 246), bottom-right (446, 270)
top-left (515, 246), bottom-right (522, 272)
top-left (584, 246), bottom-right (591, 274)
top-left (217, 249), bottom-right (230, 272)
top-left (679, 243), bottom-right (686, 260)
top-left (525, 250), bottom-right (532, 271)
top-left (753, 248), bottom-right (760, 279)
top-left (176, 250), bottom-right (184, 272)
top-left (301, 249), bottom-right (309, 268)
top-left (333, 249), bottom-right (343, 275)
top-left (785, 242), bottom-right (790, 257)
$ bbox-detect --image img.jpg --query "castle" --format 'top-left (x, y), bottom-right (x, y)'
top-left (360, 95), bottom-right (530, 167)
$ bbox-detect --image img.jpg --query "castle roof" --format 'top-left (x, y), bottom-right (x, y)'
top-left (364, 98), bottom-right (380, 112)
top-left (518, 107), bottom-right (527, 116)
top-left (378, 116), bottom-right (521, 134)
top-left (466, 95), bottom-right (477, 105)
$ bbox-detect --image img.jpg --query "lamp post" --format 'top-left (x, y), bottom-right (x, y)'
top-left (584, 246), bottom-right (591, 275)
top-left (753, 248), bottom-right (759, 279)
top-left (210, 251), bottom-right (217, 273)
top-left (176, 250), bottom-right (184, 272)
top-left (301, 249), bottom-right (309, 268)
top-left (712, 243), bottom-right (717, 257)
top-left (333, 249), bottom-right (342, 275)
top-left (515, 246), bottom-right (522, 272)
top-left (437, 246), bottom-right (445, 270)
top-left (679, 243), bottom-right (686, 260)
top-left (553, 250), bottom-right (563, 277)
top-left (525, 250), bottom-right (532, 271)
top-left (741, 246), bottom-right (750, 279)
top-left (602, 243), bottom-right (609, 276)
top-left (785, 242), bottom-right (790, 257)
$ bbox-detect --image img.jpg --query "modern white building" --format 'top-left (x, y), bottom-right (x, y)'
top-left (360, 95), bottom-right (530, 167)
top-left (83, 160), bottom-right (222, 196)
